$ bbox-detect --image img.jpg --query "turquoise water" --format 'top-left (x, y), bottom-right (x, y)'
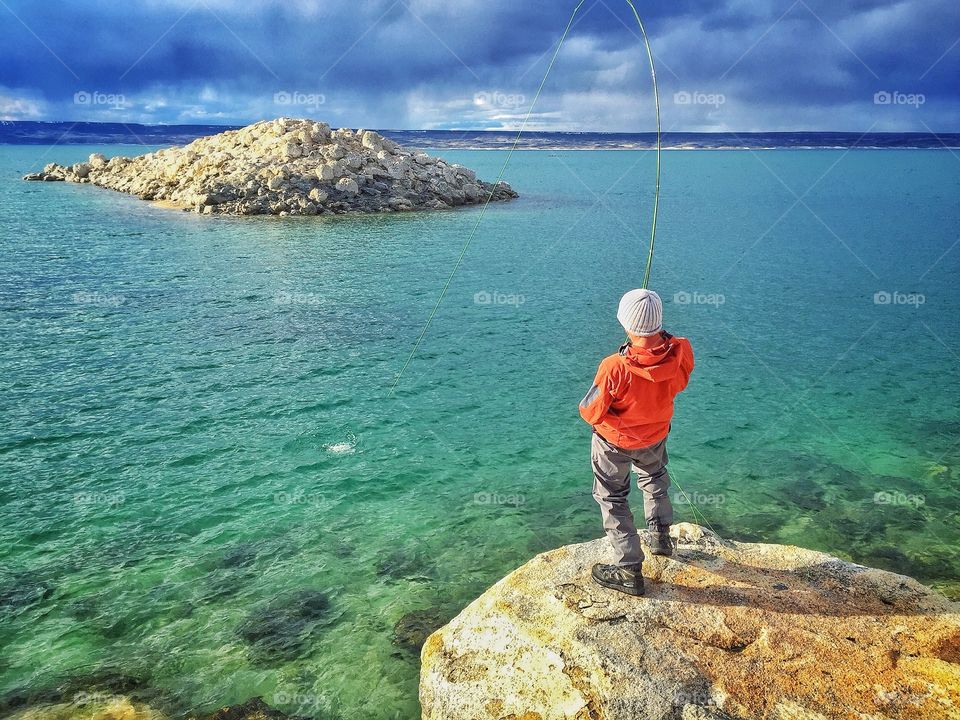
top-left (1, 145), bottom-right (959, 719)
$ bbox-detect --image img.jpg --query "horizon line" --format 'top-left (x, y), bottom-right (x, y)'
top-left (3, 120), bottom-right (960, 136)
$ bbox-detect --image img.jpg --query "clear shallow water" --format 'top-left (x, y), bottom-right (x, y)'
top-left (1, 144), bottom-right (959, 719)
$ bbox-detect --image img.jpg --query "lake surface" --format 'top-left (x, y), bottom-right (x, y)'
top-left (1, 144), bottom-right (958, 719)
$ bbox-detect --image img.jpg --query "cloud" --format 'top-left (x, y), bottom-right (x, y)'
top-left (0, 0), bottom-right (957, 130)
top-left (0, 89), bottom-right (45, 120)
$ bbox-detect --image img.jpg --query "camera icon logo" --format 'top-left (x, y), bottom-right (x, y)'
top-left (873, 91), bottom-right (892, 105)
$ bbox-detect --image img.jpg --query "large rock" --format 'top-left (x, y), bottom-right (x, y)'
top-left (420, 523), bottom-right (960, 720)
top-left (23, 118), bottom-right (518, 216)
top-left (335, 177), bottom-right (359, 195)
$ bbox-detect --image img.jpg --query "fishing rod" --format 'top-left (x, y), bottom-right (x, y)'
top-left (390, 1), bottom-right (661, 396)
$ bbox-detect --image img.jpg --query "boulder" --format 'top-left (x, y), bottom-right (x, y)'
top-left (335, 178), bottom-right (359, 195)
top-left (342, 153), bottom-right (363, 171)
top-left (361, 130), bottom-right (383, 151)
top-left (420, 524), bottom-right (960, 720)
top-left (325, 143), bottom-right (347, 160)
top-left (309, 123), bottom-right (330, 144)
top-left (451, 164), bottom-right (475, 182)
top-left (384, 163), bottom-right (406, 181)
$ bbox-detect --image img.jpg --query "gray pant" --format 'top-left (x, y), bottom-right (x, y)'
top-left (591, 431), bottom-right (672, 566)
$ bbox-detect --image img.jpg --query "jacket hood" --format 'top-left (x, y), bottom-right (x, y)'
top-left (619, 336), bottom-right (686, 382)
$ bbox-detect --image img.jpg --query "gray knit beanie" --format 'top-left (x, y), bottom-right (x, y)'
top-left (617, 289), bottom-right (663, 336)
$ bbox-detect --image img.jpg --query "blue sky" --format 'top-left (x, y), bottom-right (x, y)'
top-left (1, 0), bottom-right (958, 131)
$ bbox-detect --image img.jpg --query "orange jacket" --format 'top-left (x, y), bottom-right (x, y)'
top-left (579, 333), bottom-right (694, 450)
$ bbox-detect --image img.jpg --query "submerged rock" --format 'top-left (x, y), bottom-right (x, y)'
top-left (201, 697), bottom-right (306, 720)
top-left (0, 573), bottom-right (54, 614)
top-left (236, 589), bottom-right (334, 663)
top-left (3, 695), bottom-right (304, 720)
top-left (374, 546), bottom-right (437, 582)
top-left (3, 696), bottom-right (165, 720)
top-left (420, 523), bottom-right (960, 719)
top-left (23, 118), bottom-right (518, 216)
top-left (217, 543), bottom-right (260, 569)
top-left (392, 607), bottom-right (450, 653)
top-left (0, 670), bottom-right (154, 718)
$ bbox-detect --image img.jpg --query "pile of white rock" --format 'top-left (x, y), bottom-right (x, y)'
top-left (23, 118), bottom-right (518, 216)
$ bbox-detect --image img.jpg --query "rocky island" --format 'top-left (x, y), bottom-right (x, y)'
top-left (22, 118), bottom-right (518, 216)
top-left (420, 524), bottom-right (960, 720)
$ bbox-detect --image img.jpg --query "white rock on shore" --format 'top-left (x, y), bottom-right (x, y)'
top-left (420, 523), bottom-right (960, 720)
top-left (23, 118), bottom-right (518, 216)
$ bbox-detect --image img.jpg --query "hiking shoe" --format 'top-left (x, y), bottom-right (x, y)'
top-left (649, 526), bottom-right (673, 556)
top-left (591, 563), bottom-right (644, 597)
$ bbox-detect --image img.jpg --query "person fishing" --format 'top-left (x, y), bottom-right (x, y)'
top-left (579, 289), bottom-right (694, 596)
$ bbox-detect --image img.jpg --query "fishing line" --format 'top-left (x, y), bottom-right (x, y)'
top-left (669, 468), bottom-right (720, 537)
top-left (388, 4), bottom-right (708, 532)
top-left (389, 0), bottom-right (661, 395)
top-left (626, 0), bottom-right (662, 291)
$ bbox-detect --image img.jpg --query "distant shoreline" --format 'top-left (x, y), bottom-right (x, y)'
top-left (2, 121), bottom-right (959, 150)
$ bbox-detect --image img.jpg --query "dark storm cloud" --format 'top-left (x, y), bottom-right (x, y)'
top-left (0, 0), bottom-right (957, 130)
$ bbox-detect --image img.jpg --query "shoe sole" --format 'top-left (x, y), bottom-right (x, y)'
top-left (591, 568), bottom-right (645, 597)
top-left (650, 548), bottom-right (673, 557)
